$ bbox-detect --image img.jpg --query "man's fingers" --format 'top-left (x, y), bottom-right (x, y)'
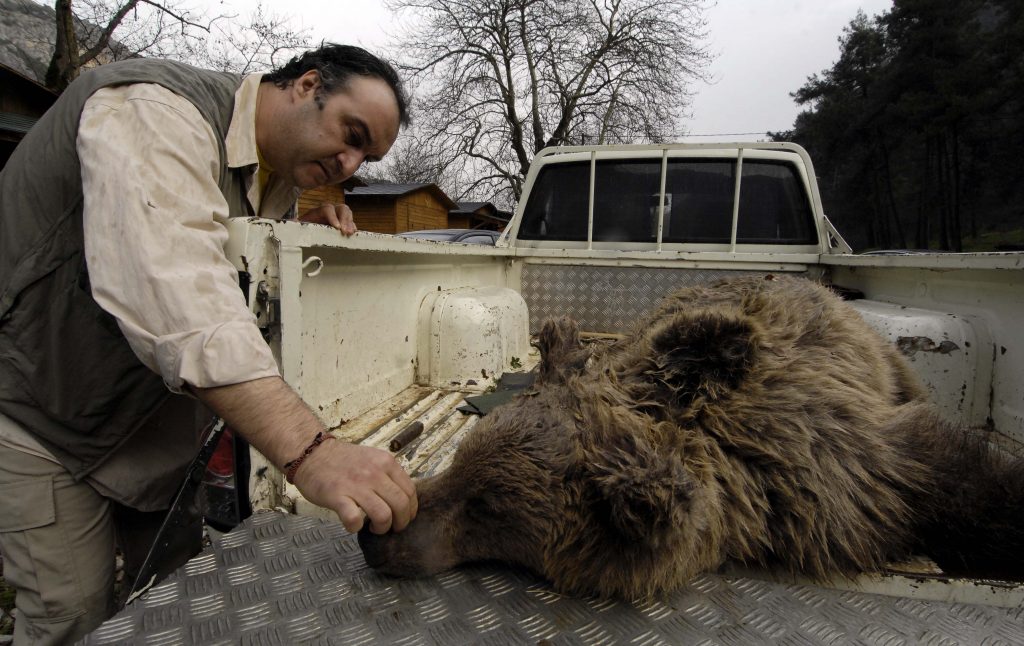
top-left (372, 453), bottom-right (417, 530)
top-left (295, 442), bottom-right (415, 534)
top-left (374, 477), bottom-right (416, 532)
top-left (409, 486), bottom-right (419, 524)
top-left (336, 497), bottom-right (367, 534)
top-left (323, 206), bottom-right (341, 229)
top-left (297, 204), bottom-right (357, 236)
top-left (337, 205), bottom-right (357, 236)
top-left (298, 204), bottom-right (330, 226)
top-left (385, 459), bottom-right (417, 500)
top-left (357, 493), bottom-right (395, 535)
top-left (337, 476), bottom-right (414, 534)
top-left (336, 491), bottom-right (395, 535)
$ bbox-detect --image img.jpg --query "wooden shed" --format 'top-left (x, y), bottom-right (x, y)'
top-left (0, 63), bottom-right (57, 170)
top-left (296, 176), bottom-right (365, 216)
top-left (340, 183), bottom-right (457, 234)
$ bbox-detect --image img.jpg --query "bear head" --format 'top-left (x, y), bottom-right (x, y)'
top-left (358, 310), bottom-right (763, 598)
top-left (358, 382), bottom-right (717, 598)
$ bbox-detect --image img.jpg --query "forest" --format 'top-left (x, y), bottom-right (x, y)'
top-left (775, 0), bottom-right (1024, 252)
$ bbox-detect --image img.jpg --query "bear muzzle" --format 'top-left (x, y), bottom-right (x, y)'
top-left (357, 515), bottom-right (460, 577)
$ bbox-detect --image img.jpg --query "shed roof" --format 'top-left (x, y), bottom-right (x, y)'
top-left (348, 182), bottom-right (430, 196)
top-left (453, 201), bottom-right (490, 213)
top-left (347, 182), bottom-right (456, 209)
top-left (0, 61), bottom-right (56, 99)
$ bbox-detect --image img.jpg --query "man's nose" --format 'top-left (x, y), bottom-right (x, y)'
top-left (337, 151), bottom-right (365, 181)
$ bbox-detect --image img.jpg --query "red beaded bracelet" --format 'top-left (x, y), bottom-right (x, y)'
top-left (284, 431), bottom-right (336, 484)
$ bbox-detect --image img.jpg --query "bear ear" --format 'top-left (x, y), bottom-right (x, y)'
top-left (646, 310), bottom-right (759, 403)
top-left (584, 432), bottom-right (698, 548)
top-left (533, 316), bottom-right (592, 385)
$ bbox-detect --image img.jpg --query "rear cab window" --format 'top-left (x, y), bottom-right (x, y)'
top-left (516, 148), bottom-right (819, 250)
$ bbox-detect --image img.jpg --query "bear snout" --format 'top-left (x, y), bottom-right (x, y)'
top-left (357, 525), bottom-right (391, 569)
top-left (357, 514), bottom-right (459, 577)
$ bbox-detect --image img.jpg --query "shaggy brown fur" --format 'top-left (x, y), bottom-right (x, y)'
top-left (359, 275), bottom-right (1024, 598)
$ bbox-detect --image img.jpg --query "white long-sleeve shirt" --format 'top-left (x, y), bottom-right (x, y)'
top-left (78, 73), bottom-right (290, 391)
top-left (0, 73), bottom-right (297, 508)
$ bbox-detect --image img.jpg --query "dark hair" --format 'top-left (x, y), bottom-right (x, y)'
top-left (264, 43), bottom-right (410, 127)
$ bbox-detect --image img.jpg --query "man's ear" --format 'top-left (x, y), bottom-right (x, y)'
top-left (294, 70), bottom-right (322, 101)
top-left (583, 431), bottom-right (698, 550)
top-left (644, 309), bottom-right (760, 404)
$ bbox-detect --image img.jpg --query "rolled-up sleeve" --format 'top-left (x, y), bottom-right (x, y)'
top-left (77, 84), bottom-right (280, 392)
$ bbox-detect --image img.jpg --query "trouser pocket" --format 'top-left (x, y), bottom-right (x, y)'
top-left (0, 477), bottom-right (59, 612)
top-left (0, 471), bottom-right (116, 645)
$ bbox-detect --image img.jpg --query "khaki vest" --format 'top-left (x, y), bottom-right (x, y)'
top-left (0, 59), bottom-right (249, 478)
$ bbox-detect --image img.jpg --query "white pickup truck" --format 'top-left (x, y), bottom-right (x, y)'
top-left (84, 143), bottom-right (1024, 645)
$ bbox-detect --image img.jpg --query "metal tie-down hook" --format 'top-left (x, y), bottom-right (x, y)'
top-left (303, 256), bottom-right (324, 277)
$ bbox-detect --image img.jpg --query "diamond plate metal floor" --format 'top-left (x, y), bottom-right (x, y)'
top-left (521, 265), bottom-right (774, 334)
top-left (83, 511), bottom-right (1024, 645)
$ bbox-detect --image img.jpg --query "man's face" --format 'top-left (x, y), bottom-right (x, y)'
top-left (268, 71), bottom-right (400, 189)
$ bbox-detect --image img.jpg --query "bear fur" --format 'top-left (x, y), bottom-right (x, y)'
top-left (359, 275), bottom-right (1024, 598)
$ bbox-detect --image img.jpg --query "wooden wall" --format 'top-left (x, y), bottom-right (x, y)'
top-left (298, 186), bottom-right (454, 233)
top-left (297, 185), bottom-right (346, 216)
top-left (400, 191), bottom-right (449, 232)
top-left (351, 198), bottom-right (398, 234)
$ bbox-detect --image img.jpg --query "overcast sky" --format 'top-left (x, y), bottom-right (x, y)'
top-left (139, 0), bottom-right (895, 139)
top-left (690, 0), bottom-right (893, 139)
top-left (205, 0), bottom-right (894, 139)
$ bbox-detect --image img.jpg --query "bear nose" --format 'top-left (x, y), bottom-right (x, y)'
top-left (357, 524), bottom-right (389, 568)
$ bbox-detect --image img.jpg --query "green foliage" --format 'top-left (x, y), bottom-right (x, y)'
top-left (782, 0), bottom-right (1024, 251)
top-left (963, 228), bottom-right (1024, 252)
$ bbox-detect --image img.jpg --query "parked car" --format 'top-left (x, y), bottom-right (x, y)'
top-left (396, 228), bottom-right (502, 245)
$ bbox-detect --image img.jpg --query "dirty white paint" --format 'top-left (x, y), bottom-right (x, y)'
top-left (852, 300), bottom-right (993, 428)
top-left (832, 262), bottom-right (1024, 443)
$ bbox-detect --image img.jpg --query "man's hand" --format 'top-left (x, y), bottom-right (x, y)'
top-left (194, 377), bottom-right (416, 534)
top-left (291, 440), bottom-right (418, 533)
top-left (299, 203), bottom-right (358, 236)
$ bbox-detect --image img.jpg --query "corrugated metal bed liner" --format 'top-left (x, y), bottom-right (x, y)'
top-left (83, 511), bottom-right (1024, 645)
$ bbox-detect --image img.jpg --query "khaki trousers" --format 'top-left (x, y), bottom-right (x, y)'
top-left (0, 443), bottom-right (166, 645)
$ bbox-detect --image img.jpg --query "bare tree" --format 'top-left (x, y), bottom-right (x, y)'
top-left (362, 136), bottom-right (453, 183)
top-left (388, 0), bottom-right (711, 203)
top-left (190, 5), bottom-right (310, 75)
top-left (360, 129), bottom-right (488, 206)
top-left (44, 0), bottom-right (310, 92)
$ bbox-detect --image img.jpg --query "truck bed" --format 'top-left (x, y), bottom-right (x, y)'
top-left (86, 350), bottom-right (1024, 643)
top-left (82, 511), bottom-right (1024, 645)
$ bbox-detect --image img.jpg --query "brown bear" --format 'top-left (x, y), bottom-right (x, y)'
top-left (359, 274), bottom-right (1024, 598)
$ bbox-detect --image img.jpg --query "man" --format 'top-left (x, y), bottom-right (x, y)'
top-left (0, 44), bottom-right (417, 644)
